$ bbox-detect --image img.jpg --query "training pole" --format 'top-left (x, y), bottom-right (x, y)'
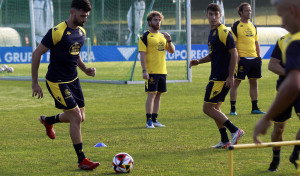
top-left (228, 140), bottom-right (300, 176)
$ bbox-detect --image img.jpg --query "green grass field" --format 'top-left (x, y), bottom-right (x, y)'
top-left (0, 60), bottom-right (299, 176)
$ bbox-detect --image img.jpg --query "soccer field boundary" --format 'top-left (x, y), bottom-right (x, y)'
top-left (0, 76), bottom-right (191, 84)
top-left (228, 140), bottom-right (300, 176)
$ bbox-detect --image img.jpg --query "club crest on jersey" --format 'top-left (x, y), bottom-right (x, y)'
top-left (212, 30), bottom-right (216, 36)
top-left (244, 28), bottom-right (253, 37)
top-left (69, 42), bottom-right (81, 55)
top-left (158, 42), bottom-right (165, 51)
top-left (66, 31), bottom-right (71, 35)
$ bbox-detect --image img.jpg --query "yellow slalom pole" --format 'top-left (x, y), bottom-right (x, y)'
top-left (228, 140), bottom-right (300, 150)
top-left (228, 140), bottom-right (300, 176)
top-left (228, 150), bottom-right (233, 176)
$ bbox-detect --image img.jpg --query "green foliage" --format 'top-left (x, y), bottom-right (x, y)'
top-left (0, 60), bottom-right (298, 175)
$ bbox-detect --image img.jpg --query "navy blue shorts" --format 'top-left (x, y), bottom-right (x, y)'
top-left (204, 81), bottom-right (230, 104)
top-left (46, 78), bottom-right (85, 110)
top-left (145, 74), bottom-right (167, 93)
top-left (273, 95), bottom-right (300, 122)
top-left (235, 57), bottom-right (262, 80)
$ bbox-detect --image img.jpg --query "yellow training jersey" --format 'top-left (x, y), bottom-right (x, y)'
top-left (138, 31), bottom-right (170, 74)
top-left (231, 20), bottom-right (258, 57)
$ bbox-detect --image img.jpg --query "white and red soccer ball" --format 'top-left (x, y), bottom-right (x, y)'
top-left (112, 153), bottom-right (134, 173)
top-left (1, 65), bottom-right (14, 73)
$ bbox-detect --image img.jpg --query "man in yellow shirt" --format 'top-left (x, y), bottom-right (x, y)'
top-left (229, 2), bottom-right (265, 115)
top-left (138, 11), bottom-right (175, 128)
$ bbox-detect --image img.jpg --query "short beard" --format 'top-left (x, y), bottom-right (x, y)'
top-left (151, 24), bottom-right (160, 30)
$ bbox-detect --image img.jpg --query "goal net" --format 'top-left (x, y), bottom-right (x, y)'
top-left (0, 0), bottom-right (191, 84)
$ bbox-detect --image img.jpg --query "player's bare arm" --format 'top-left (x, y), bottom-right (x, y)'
top-left (31, 43), bottom-right (49, 99)
top-left (164, 32), bottom-right (175, 53)
top-left (139, 51), bottom-right (149, 80)
top-left (226, 48), bottom-right (238, 87)
top-left (189, 54), bottom-right (211, 68)
top-left (78, 55), bottom-right (96, 77)
top-left (268, 57), bottom-right (285, 76)
top-left (253, 69), bottom-right (300, 143)
top-left (255, 41), bottom-right (261, 58)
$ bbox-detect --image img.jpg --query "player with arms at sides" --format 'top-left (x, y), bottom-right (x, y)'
top-left (267, 32), bottom-right (300, 172)
top-left (229, 2), bottom-right (265, 115)
top-left (189, 3), bottom-right (244, 148)
top-left (31, 0), bottom-right (99, 170)
top-left (254, 0), bottom-right (300, 169)
top-left (138, 11), bottom-right (175, 128)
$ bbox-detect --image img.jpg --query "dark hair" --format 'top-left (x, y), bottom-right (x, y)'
top-left (71, 0), bottom-right (92, 12)
top-left (238, 2), bottom-right (251, 16)
top-left (206, 3), bottom-right (221, 13)
top-left (147, 11), bottom-right (164, 26)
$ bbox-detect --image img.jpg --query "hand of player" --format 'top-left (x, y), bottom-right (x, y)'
top-left (163, 32), bottom-right (172, 42)
top-left (143, 71), bottom-right (149, 80)
top-left (189, 60), bottom-right (199, 68)
top-left (225, 76), bottom-right (234, 88)
top-left (85, 67), bottom-right (96, 77)
top-left (32, 82), bottom-right (43, 99)
top-left (253, 117), bottom-right (271, 144)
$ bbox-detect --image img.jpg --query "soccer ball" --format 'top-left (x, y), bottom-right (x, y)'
top-left (7, 67), bottom-right (14, 73)
top-left (112, 153), bottom-right (134, 173)
top-left (0, 67), bottom-right (4, 73)
top-left (1, 65), bottom-right (8, 71)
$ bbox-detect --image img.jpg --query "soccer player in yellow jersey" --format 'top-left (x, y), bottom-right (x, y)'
top-left (31, 0), bottom-right (99, 170)
top-left (229, 2), bottom-right (265, 115)
top-left (254, 0), bottom-right (300, 169)
top-left (138, 11), bottom-right (175, 128)
top-left (190, 3), bottom-right (244, 148)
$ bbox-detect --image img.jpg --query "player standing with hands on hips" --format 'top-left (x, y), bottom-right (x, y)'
top-left (31, 0), bottom-right (100, 170)
top-left (229, 2), bottom-right (265, 115)
top-left (138, 11), bottom-right (175, 128)
top-left (190, 3), bottom-right (244, 148)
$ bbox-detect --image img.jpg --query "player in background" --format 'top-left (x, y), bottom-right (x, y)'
top-left (254, 0), bottom-right (300, 169)
top-left (267, 33), bottom-right (300, 171)
top-left (229, 2), bottom-right (265, 115)
top-left (31, 0), bottom-right (99, 170)
top-left (138, 11), bottom-right (175, 128)
top-left (189, 3), bottom-right (244, 148)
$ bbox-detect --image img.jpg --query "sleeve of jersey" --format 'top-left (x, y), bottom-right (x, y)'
top-left (41, 29), bottom-right (54, 49)
top-left (271, 42), bottom-right (281, 60)
top-left (226, 32), bottom-right (236, 50)
top-left (138, 37), bottom-right (147, 52)
top-left (230, 24), bottom-right (238, 41)
top-left (285, 41), bottom-right (300, 73)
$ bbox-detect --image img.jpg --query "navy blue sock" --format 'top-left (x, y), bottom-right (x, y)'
top-left (223, 120), bottom-right (239, 133)
top-left (292, 145), bottom-right (300, 159)
top-left (73, 143), bottom-right (86, 163)
top-left (146, 114), bottom-right (152, 122)
top-left (152, 114), bottom-right (158, 122)
top-left (230, 101), bottom-right (236, 112)
top-left (45, 114), bottom-right (60, 125)
top-left (273, 149), bottom-right (280, 161)
top-left (252, 100), bottom-right (258, 111)
top-left (219, 128), bottom-right (229, 143)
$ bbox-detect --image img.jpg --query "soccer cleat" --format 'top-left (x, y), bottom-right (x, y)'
top-left (211, 141), bottom-right (231, 149)
top-left (230, 129), bottom-right (244, 145)
top-left (268, 160), bottom-right (279, 172)
top-left (251, 109), bottom-right (266, 114)
top-left (78, 158), bottom-right (100, 170)
top-left (289, 154), bottom-right (298, 169)
top-left (39, 116), bottom-right (55, 139)
top-left (230, 111), bottom-right (237, 116)
top-left (153, 121), bottom-right (166, 127)
top-left (146, 120), bottom-right (155, 128)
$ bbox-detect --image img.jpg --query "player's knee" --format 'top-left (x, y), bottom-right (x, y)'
top-left (203, 103), bottom-right (212, 115)
top-left (70, 108), bottom-right (83, 123)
